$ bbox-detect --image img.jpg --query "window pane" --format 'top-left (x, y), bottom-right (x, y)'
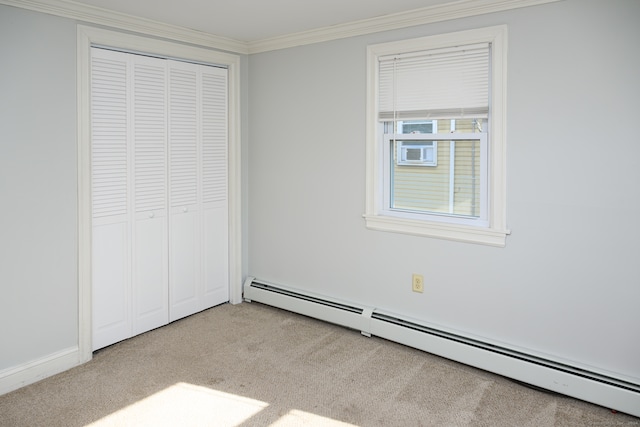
top-left (391, 138), bottom-right (481, 218)
top-left (399, 120), bottom-right (432, 134)
top-left (453, 118), bottom-right (485, 133)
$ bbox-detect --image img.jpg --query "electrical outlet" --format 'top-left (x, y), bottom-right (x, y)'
top-left (412, 274), bottom-right (424, 293)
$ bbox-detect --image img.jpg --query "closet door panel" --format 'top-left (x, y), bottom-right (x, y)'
top-left (169, 209), bottom-right (200, 321)
top-left (133, 214), bottom-right (168, 334)
top-left (203, 205), bottom-right (228, 308)
top-left (91, 48), bottom-right (131, 350)
top-left (92, 222), bottom-right (130, 350)
top-left (168, 61), bottom-right (201, 321)
top-left (132, 56), bottom-right (169, 334)
top-left (201, 66), bottom-right (229, 308)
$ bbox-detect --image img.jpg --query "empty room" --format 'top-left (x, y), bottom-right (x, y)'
top-left (1, 0), bottom-right (639, 425)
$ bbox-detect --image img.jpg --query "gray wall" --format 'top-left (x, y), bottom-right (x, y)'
top-left (0, 7), bottom-right (78, 369)
top-left (248, 0), bottom-right (640, 383)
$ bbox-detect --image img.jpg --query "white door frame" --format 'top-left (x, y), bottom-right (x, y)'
top-left (77, 25), bottom-right (242, 363)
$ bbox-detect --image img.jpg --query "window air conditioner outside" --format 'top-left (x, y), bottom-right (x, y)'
top-left (396, 140), bottom-right (437, 166)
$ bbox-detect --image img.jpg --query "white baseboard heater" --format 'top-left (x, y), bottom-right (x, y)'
top-left (243, 277), bottom-right (640, 418)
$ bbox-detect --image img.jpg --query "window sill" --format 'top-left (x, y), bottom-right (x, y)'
top-left (363, 214), bottom-right (509, 247)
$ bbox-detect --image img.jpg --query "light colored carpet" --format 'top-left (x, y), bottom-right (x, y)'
top-left (1, 302), bottom-right (638, 426)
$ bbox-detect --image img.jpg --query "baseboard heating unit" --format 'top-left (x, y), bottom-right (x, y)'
top-left (243, 277), bottom-right (640, 417)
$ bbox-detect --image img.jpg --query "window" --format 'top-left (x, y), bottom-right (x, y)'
top-left (364, 26), bottom-right (509, 246)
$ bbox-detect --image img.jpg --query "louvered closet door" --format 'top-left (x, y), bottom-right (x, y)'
top-left (168, 60), bottom-right (229, 322)
top-left (91, 48), bottom-right (230, 347)
top-left (131, 55), bottom-right (169, 336)
top-left (91, 48), bottom-right (132, 350)
top-left (168, 61), bottom-right (201, 321)
top-left (91, 48), bottom-right (170, 349)
top-left (201, 66), bottom-right (229, 308)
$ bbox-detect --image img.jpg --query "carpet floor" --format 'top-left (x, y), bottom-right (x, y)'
top-left (1, 302), bottom-right (638, 426)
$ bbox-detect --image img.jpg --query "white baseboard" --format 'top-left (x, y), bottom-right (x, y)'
top-left (369, 315), bottom-right (640, 418)
top-left (244, 277), bottom-right (640, 418)
top-left (0, 347), bottom-right (80, 395)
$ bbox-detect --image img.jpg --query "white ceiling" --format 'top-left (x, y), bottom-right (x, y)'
top-left (71, 0), bottom-right (455, 42)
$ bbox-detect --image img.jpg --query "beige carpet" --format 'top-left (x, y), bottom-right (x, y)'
top-left (1, 302), bottom-right (638, 426)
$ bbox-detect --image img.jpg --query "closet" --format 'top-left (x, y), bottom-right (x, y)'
top-left (90, 47), bottom-right (229, 350)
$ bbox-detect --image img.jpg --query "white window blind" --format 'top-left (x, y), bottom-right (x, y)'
top-left (378, 43), bottom-right (490, 121)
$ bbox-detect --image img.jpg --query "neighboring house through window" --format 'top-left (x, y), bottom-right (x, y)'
top-left (364, 25), bottom-right (510, 246)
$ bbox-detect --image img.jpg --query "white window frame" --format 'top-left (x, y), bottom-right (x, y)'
top-left (364, 25), bottom-right (510, 247)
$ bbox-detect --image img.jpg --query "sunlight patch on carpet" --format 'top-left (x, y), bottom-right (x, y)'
top-left (270, 409), bottom-right (359, 426)
top-left (85, 382), bottom-right (268, 426)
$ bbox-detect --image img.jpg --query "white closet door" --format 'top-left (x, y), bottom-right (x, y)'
top-left (91, 48), bottom-right (131, 350)
top-left (168, 61), bottom-right (201, 321)
top-left (92, 47), bottom-right (230, 347)
top-left (92, 49), bottom-right (170, 349)
top-left (131, 56), bottom-right (169, 335)
top-left (168, 61), bottom-right (229, 321)
top-left (201, 66), bottom-right (229, 308)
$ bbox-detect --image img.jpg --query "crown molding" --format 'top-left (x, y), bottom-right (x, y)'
top-left (2, 0), bottom-right (562, 55)
top-left (248, 0), bottom-right (562, 53)
top-left (0, 0), bottom-right (250, 54)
